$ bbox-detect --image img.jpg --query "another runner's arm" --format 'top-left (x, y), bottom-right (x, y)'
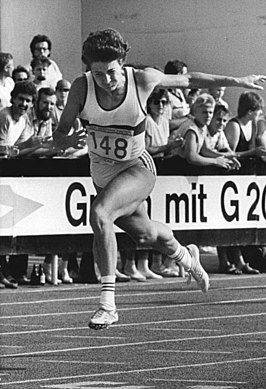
top-left (136, 67), bottom-right (266, 92)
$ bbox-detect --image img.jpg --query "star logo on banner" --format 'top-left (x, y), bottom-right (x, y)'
top-left (0, 185), bottom-right (43, 228)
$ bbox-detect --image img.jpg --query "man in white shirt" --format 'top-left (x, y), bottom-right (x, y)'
top-left (0, 83), bottom-right (55, 156)
top-left (0, 80), bottom-right (37, 150)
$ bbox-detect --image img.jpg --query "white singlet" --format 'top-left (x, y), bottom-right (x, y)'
top-left (80, 66), bottom-right (156, 187)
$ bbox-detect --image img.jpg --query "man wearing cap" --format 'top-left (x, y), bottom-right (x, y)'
top-left (54, 79), bottom-right (71, 124)
top-left (53, 79), bottom-right (87, 158)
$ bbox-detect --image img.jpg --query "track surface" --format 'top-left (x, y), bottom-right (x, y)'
top-left (0, 254), bottom-right (265, 389)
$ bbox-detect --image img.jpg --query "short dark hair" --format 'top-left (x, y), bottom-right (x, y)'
top-left (237, 91), bottom-right (264, 118)
top-left (31, 56), bottom-right (51, 70)
top-left (0, 52), bottom-right (13, 72)
top-left (147, 89), bottom-right (169, 113)
top-left (12, 65), bottom-right (30, 80)
top-left (11, 80), bottom-right (37, 101)
top-left (82, 28), bottom-right (130, 69)
top-left (37, 87), bottom-right (56, 104)
top-left (213, 104), bottom-right (229, 116)
top-left (30, 34), bottom-right (52, 56)
top-left (164, 59), bottom-right (187, 75)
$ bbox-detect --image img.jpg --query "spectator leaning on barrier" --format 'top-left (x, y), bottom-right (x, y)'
top-left (1, 85), bottom-right (76, 158)
top-left (27, 87), bottom-right (56, 142)
top-left (145, 88), bottom-right (183, 159)
top-left (205, 104), bottom-right (231, 153)
top-left (166, 93), bottom-right (240, 170)
top-left (219, 91), bottom-right (266, 274)
top-left (224, 91), bottom-right (266, 158)
top-left (0, 80), bottom-right (42, 155)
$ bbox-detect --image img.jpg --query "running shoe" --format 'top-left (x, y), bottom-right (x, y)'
top-left (186, 244), bottom-right (210, 293)
top-left (88, 308), bottom-right (118, 330)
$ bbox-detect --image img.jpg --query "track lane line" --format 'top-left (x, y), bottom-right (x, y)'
top-left (0, 297), bottom-right (265, 319)
top-left (0, 312), bottom-right (265, 335)
top-left (0, 356), bottom-right (264, 386)
top-left (0, 331), bottom-right (266, 358)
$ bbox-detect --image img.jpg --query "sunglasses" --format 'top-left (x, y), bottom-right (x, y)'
top-left (153, 99), bottom-right (168, 106)
top-left (16, 78), bottom-right (28, 82)
top-left (215, 118), bottom-right (228, 123)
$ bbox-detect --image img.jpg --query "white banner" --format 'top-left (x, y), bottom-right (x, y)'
top-left (1, 175), bottom-right (266, 237)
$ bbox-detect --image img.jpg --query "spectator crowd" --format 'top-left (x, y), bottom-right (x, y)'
top-left (0, 33), bottom-right (266, 289)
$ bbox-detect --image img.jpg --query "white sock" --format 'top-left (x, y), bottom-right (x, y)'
top-left (168, 242), bottom-right (191, 270)
top-left (100, 275), bottom-right (116, 311)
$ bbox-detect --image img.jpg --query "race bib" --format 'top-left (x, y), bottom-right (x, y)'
top-left (86, 126), bottom-right (134, 161)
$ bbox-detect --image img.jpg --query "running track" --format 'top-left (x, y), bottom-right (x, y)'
top-left (0, 254), bottom-right (265, 389)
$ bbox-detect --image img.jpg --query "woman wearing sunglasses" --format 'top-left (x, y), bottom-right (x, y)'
top-left (145, 88), bottom-right (183, 159)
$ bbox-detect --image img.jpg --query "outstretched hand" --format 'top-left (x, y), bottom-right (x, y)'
top-left (67, 128), bottom-right (87, 149)
top-left (239, 75), bottom-right (266, 90)
top-left (53, 128), bottom-right (87, 150)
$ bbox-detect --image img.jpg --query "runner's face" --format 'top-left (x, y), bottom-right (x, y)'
top-left (90, 60), bottom-right (124, 92)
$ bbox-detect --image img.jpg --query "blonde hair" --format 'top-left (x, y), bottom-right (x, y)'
top-left (191, 93), bottom-right (215, 114)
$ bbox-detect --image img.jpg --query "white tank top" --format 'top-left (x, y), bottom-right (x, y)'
top-left (80, 66), bottom-right (146, 163)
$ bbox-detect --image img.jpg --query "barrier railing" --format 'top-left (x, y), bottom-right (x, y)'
top-left (1, 156), bottom-right (266, 256)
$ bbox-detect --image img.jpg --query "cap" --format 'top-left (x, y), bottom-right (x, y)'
top-left (56, 79), bottom-right (71, 91)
